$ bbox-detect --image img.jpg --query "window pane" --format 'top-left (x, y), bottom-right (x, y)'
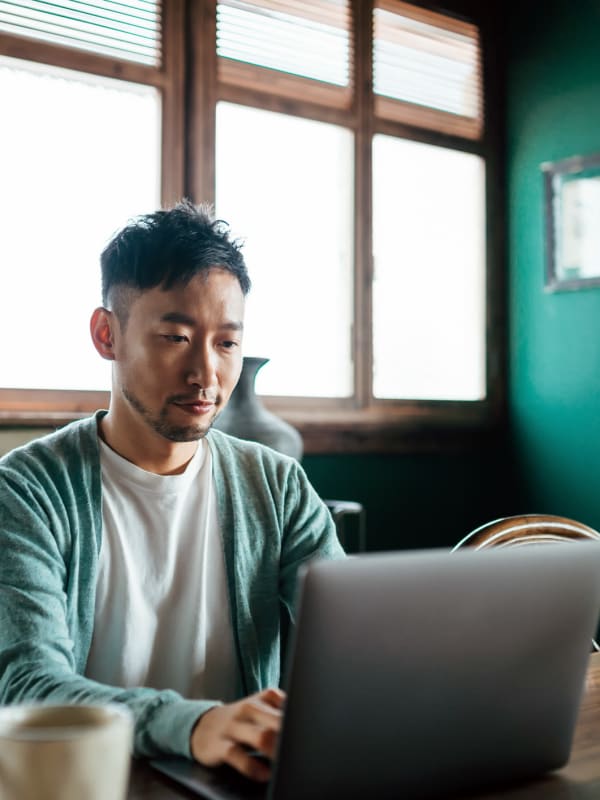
top-left (0, 56), bottom-right (161, 391)
top-left (372, 135), bottom-right (486, 401)
top-left (216, 102), bottom-right (354, 398)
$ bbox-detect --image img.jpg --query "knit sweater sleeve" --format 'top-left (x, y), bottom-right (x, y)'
top-left (0, 424), bottom-right (213, 759)
top-left (278, 458), bottom-right (346, 618)
top-left (206, 429), bottom-right (345, 623)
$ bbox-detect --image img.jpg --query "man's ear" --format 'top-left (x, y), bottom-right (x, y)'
top-left (90, 307), bottom-right (117, 361)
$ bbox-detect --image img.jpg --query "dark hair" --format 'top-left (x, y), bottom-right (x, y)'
top-left (100, 200), bottom-right (250, 318)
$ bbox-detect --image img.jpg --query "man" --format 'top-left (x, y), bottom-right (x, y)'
top-left (0, 201), bottom-right (343, 781)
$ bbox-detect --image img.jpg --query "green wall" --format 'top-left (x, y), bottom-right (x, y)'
top-left (508, 0), bottom-right (600, 526)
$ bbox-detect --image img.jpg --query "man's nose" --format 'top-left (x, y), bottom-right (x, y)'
top-left (186, 344), bottom-right (217, 387)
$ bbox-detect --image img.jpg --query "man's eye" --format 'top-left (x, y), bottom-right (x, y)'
top-left (221, 340), bottom-right (238, 350)
top-left (163, 334), bottom-right (188, 343)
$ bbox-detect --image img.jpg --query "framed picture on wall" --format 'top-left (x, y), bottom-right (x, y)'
top-left (542, 152), bottom-right (600, 291)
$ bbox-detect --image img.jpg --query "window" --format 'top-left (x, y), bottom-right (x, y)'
top-left (372, 0), bottom-right (482, 136)
top-left (205, 0), bottom-right (492, 449)
top-left (215, 102), bottom-right (355, 398)
top-left (0, 0), bottom-right (184, 418)
top-left (0, 56), bottom-right (161, 392)
top-left (0, 1), bottom-right (501, 453)
top-left (215, 0), bottom-right (352, 105)
top-left (372, 135), bottom-right (486, 401)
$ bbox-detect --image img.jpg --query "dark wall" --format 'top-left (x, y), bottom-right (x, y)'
top-left (507, 0), bottom-right (600, 527)
top-left (303, 444), bottom-right (515, 553)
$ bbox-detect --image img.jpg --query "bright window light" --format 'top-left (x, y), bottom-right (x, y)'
top-left (216, 102), bottom-right (354, 398)
top-left (0, 56), bottom-right (161, 391)
top-left (372, 134), bottom-right (486, 401)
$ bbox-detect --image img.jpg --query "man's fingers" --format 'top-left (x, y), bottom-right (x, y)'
top-left (190, 688), bottom-right (287, 778)
top-left (227, 719), bottom-right (279, 760)
top-left (258, 688), bottom-right (286, 709)
top-left (237, 696), bottom-right (283, 732)
top-left (223, 743), bottom-right (272, 782)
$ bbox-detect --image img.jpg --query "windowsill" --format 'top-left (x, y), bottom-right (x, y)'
top-left (271, 400), bottom-right (500, 453)
top-left (0, 397), bottom-right (501, 454)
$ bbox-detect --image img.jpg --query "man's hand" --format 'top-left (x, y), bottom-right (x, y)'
top-left (190, 688), bottom-right (286, 781)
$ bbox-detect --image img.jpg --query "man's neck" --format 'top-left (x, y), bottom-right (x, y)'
top-left (97, 412), bottom-right (199, 475)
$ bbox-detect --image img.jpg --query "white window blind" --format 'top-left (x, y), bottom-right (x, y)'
top-left (216, 0), bottom-right (351, 106)
top-left (0, 1), bottom-right (161, 66)
top-left (373, 0), bottom-right (482, 139)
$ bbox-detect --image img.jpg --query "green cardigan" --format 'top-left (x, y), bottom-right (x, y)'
top-left (0, 412), bottom-right (343, 758)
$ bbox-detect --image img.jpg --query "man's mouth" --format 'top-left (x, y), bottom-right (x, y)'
top-left (171, 397), bottom-right (217, 416)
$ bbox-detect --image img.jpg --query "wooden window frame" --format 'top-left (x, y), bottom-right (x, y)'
top-left (0, 0), bottom-right (185, 426)
top-left (0, 0), bottom-right (505, 455)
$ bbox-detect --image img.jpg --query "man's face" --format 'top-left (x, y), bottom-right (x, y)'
top-left (110, 269), bottom-right (245, 442)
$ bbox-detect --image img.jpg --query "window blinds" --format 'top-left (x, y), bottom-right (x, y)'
top-left (0, 1), bottom-right (161, 66)
top-left (216, 0), bottom-right (351, 105)
top-left (373, 0), bottom-right (482, 139)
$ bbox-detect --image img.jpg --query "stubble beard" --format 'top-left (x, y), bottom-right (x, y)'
top-left (122, 386), bottom-right (219, 442)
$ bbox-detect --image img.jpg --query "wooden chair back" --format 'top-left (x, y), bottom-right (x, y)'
top-left (453, 514), bottom-right (600, 550)
top-left (454, 514), bottom-right (600, 651)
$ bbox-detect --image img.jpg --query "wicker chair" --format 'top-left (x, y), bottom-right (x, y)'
top-left (454, 514), bottom-right (600, 549)
top-left (454, 514), bottom-right (600, 650)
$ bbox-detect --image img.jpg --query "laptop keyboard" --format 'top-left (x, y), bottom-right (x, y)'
top-left (199, 764), bottom-right (268, 800)
top-left (151, 757), bottom-right (269, 800)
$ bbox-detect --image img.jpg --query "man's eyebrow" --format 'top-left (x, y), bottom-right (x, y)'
top-left (159, 311), bottom-right (243, 331)
top-left (160, 311), bottom-right (196, 325)
top-left (221, 320), bottom-right (244, 332)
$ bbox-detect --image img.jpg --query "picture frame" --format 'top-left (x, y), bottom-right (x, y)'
top-left (542, 152), bottom-right (600, 291)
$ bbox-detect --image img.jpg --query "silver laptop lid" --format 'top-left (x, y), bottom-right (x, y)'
top-left (272, 544), bottom-right (600, 800)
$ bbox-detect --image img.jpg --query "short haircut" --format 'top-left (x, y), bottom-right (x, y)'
top-left (100, 200), bottom-right (250, 323)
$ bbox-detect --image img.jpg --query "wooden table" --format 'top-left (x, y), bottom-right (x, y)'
top-left (127, 653), bottom-right (600, 799)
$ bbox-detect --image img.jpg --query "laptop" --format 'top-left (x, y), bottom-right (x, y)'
top-left (152, 543), bottom-right (600, 799)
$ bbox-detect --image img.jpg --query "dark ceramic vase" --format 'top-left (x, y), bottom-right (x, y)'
top-left (213, 356), bottom-right (303, 460)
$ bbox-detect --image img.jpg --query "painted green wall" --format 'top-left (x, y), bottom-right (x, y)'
top-left (508, 0), bottom-right (600, 526)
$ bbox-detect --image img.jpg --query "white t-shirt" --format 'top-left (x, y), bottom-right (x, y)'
top-left (85, 438), bottom-right (239, 701)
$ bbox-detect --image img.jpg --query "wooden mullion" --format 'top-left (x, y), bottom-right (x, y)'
top-left (218, 59), bottom-right (352, 111)
top-left (353, 0), bottom-right (374, 409)
top-left (264, 396), bottom-right (357, 412)
top-left (160, 0), bottom-right (186, 204)
top-left (374, 115), bottom-right (485, 155)
top-left (186, 0), bottom-right (217, 205)
top-left (375, 96), bottom-right (482, 141)
top-left (217, 81), bottom-right (356, 128)
top-left (0, 389), bottom-right (109, 415)
top-left (0, 31), bottom-right (165, 86)
top-left (478, 4), bottom-right (505, 426)
top-left (376, 99), bottom-right (481, 139)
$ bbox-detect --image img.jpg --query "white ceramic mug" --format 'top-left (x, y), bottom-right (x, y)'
top-left (0, 703), bottom-right (133, 800)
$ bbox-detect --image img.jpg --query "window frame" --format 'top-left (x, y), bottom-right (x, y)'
top-left (0, 0), bottom-right (185, 424)
top-left (0, 0), bottom-right (505, 454)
